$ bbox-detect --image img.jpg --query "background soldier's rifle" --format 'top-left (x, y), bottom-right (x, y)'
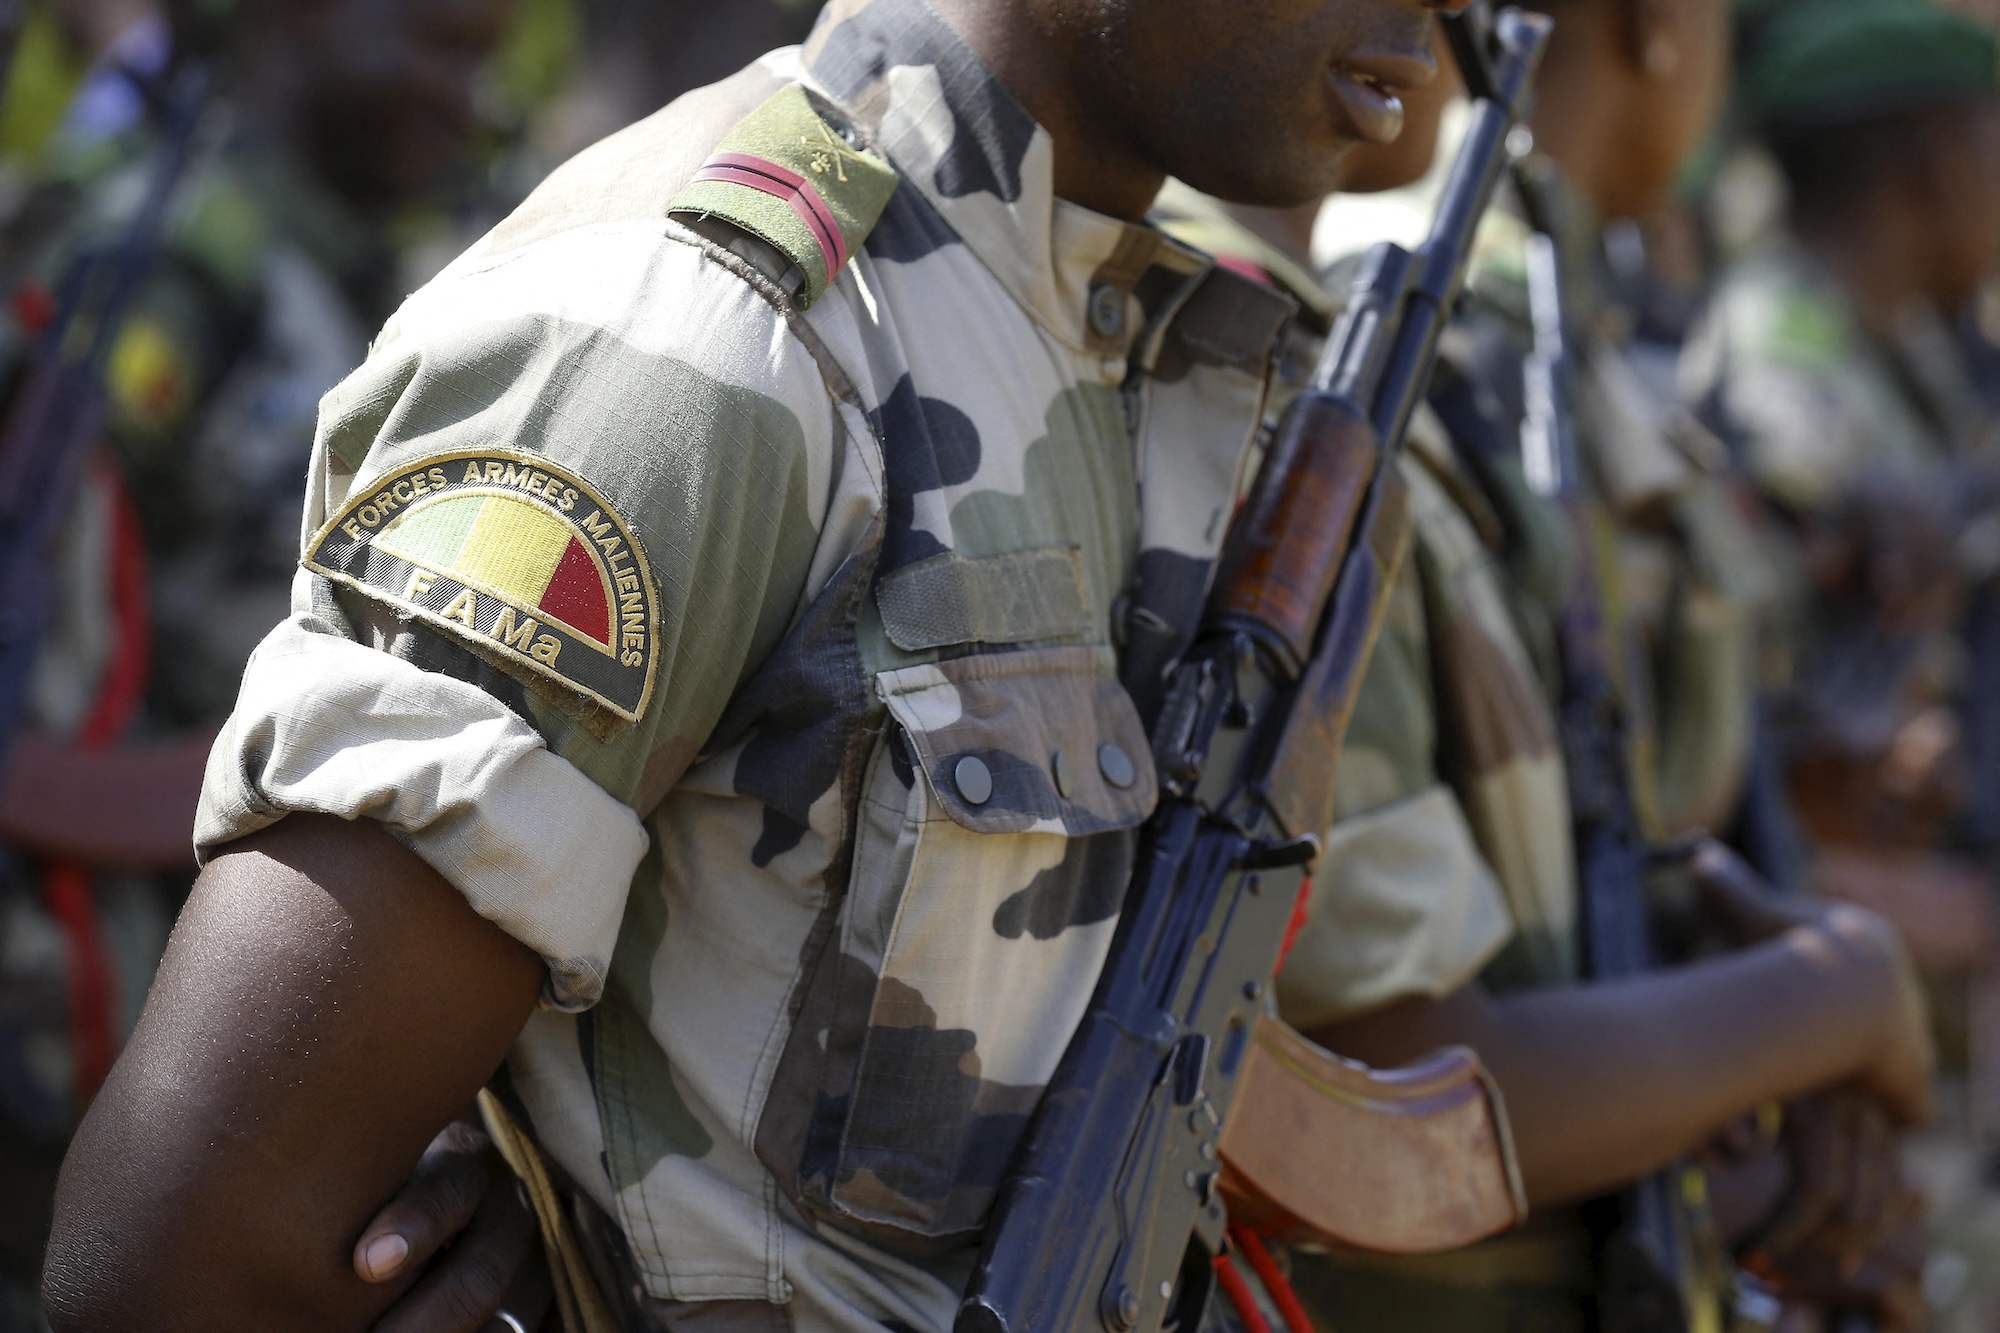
top-left (0, 0), bottom-right (22, 102)
top-left (0, 60), bottom-right (207, 782)
top-left (956, 10), bottom-right (1552, 1332)
top-left (1519, 225), bottom-right (1698, 1332)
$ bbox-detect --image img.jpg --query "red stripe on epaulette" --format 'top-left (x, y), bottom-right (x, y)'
top-left (691, 150), bottom-right (848, 280)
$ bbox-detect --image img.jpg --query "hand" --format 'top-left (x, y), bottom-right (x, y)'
top-left (1750, 1190), bottom-right (1929, 1333)
top-left (1743, 1091), bottom-right (1904, 1267)
top-left (353, 1117), bottom-right (551, 1333)
top-left (1691, 843), bottom-right (1935, 1126)
top-left (1688, 841), bottom-right (1822, 946)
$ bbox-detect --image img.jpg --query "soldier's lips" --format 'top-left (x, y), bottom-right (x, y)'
top-left (1328, 67), bottom-right (1408, 146)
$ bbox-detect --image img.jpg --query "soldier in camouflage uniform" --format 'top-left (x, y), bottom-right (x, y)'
top-left (1683, 0), bottom-right (2000, 864)
top-left (1160, 0), bottom-right (1937, 1327)
top-left (41, 0), bottom-right (1480, 1328)
top-left (1681, 5), bottom-right (2000, 1321)
top-left (1685, 0), bottom-right (2000, 1096)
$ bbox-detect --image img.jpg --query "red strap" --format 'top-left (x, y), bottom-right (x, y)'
top-left (77, 455), bottom-right (151, 747)
top-left (1213, 1252), bottom-right (1275, 1333)
top-left (42, 457), bottom-right (153, 1105)
top-left (1275, 875), bottom-right (1314, 974)
top-left (1230, 1225), bottom-right (1316, 1333)
top-left (43, 865), bottom-right (116, 1102)
top-left (12, 279), bottom-right (55, 336)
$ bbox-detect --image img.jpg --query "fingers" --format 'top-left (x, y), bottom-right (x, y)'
top-left (1837, 1097), bottom-right (1898, 1257)
top-left (1688, 841), bottom-right (1804, 944)
top-left (372, 1178), bottom-right (540, 1333)
top-left (355, 1120), bottom-right (499, 1285)
top-left (482, 1240), bottom-right (554, 1333)
top-left (1747, 1089), bottom-right (1927, 1325)
top-left (1757, 1094), bottom-right (1849, 1259)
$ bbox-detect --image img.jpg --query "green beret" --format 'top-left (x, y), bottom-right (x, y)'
top-left (1744, 0), bottom-right (2000, 135)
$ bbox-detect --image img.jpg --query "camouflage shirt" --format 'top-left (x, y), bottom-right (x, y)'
top-left (196, 2), bottom-right (1292, 1325)
top-left (1271, 165), bottom-right (1749, 1328)
top-left (1447, 173), bottom-right (1771, 845)
top-left (1682, 238), bottom-right (1982, 753)
top-left (1683, 238), bottom-right (1972, 516)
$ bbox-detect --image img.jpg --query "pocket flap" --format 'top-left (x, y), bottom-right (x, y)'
top-left (875, 646), bottom-right (1158, 836)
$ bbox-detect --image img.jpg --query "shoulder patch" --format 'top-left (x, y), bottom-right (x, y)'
top-left (667, 82), bottom-right (898, 309)
top-left (305, 450), bottom-right (659, 723)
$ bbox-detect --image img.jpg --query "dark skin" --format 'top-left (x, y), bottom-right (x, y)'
top-left (1794, 98), bottom-right (2000, 335)
top-left (238, 0), bottom-right (515, 215)
top-left (44, 816), bottom-right (543, 1330)
top-left (42, 0), bottom-right (1471, 1327)
top-left (930, 0), bottom-right (1457, 222)
top-left (25, 0), bottom-right (538, 1325)
top-left (1308, 850), bottom-right (1931, 1207)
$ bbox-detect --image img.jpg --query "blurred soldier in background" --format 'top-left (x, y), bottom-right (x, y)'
top-left (0, 0), bottom-right (511, 1323)
top-left (1684, 1), bottom-right (2000, 1323)
top-left (1156, 0), bottom-right (1940, 1326)
top-left (531, 0), bottom-right (818, 162)
top-left (1686, 0), bottom-right (2000, 1106)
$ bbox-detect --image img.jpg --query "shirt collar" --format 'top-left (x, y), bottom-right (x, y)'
top-left (802, 0), bottom-right (1209, 358)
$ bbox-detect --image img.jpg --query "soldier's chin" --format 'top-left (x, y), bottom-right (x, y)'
top-left (1167, 142), bottom-right (1350, 213)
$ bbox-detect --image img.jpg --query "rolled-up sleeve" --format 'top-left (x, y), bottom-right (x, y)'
top-left (196, 614), bottom-right (648, 1010)
top-left (1273, 514), bottom-right (1515, 1029)
top-left (193, 222), bottom-right (839, 1012)
top-left (1275, 783), bottom-right (1513, 1029)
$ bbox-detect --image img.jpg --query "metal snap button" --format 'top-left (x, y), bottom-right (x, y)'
top-left (1053, 748), bottom-right (1075, 800)
top-left (955, 755), bottom-right (994, 806)
top-left (1098, 742), bottom-right (1137, 790)
top-left (1088, 283), bottom-right (1127, 340)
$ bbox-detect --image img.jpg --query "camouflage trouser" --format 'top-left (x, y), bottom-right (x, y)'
top-left (1284, 1229), bottom-right (1596, 1333)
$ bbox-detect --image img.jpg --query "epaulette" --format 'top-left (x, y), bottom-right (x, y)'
top-left (668, 83), bottom-right (898, 310)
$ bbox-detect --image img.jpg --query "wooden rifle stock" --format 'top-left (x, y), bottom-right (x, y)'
top-left (1218, 1017), bottom-right (1526, 1254)
top-left (1207, 397), bottom-right (1381, 677)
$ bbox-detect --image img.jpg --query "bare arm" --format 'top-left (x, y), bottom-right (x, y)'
top-left (42, 813), bottom-right (543, 1332)
top-left (1308, 904), bottom-right (1931, 1209)
top-left (0, 729), bottom-right (216, 871)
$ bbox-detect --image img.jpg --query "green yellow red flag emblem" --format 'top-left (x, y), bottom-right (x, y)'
top-left (305, 450), bottom-right (659, 722)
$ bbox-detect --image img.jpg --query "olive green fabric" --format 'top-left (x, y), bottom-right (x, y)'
top-left (1744, 0), bottom-right (2000, 133)
top-left (668, 82), bottom-right (898, 307)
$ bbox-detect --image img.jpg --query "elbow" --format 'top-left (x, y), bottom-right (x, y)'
top-left (41, 1217), bottom-right (150, 1333)
top-left (42, 1110), bottom-right (200, 1332)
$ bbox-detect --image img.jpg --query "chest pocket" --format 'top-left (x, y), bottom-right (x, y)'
top-left (799, 643), bottom-right (1157, 1251)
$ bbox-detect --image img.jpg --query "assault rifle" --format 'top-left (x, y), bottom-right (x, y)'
top-left (956, 10), bottom-right (1552, 1332)
top-left (1519, 226), bottom-right (1694, 1330)
top-left (0, 61), bottom-right (207, 782)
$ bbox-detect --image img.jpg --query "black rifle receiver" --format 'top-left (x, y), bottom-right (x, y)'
top-left (0, 62), bottom-right (208, 780)
top-left (956, 11), bottom-right (1552, 1332)
top-left (1520, 226), bottom-right (1693, 1331)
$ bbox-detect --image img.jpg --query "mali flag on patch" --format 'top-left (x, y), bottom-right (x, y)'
top-left (306, 451), bottom-right (658, 723)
